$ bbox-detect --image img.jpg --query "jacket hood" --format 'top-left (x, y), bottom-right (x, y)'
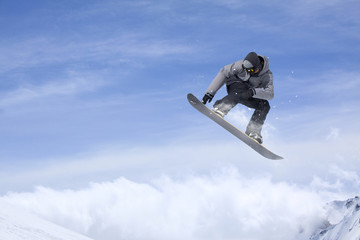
top-left (258, 55), bottom-right (269, 76)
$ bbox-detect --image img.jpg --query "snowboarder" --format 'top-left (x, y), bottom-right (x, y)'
top-left (201, 52), bottom-right (274, 144)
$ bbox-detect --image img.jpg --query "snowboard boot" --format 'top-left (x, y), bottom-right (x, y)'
top-left (247, 132), bottom-right (263, 144)
top-left (245, 121), bottom-right (263, 144)
top-left (212, 107), bottom-right (226, 118)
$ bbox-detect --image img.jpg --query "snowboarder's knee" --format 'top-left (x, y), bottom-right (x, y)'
top-left (260, 100), bottom-right (270, 113)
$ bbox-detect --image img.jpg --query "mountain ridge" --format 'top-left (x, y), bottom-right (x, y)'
top-left (0, 199), bottom-right (93, 240)
top-left (310, 196), bottom-right (360, 240)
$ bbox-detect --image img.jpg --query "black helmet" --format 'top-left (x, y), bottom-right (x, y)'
top-left (242, 52), bottom-right (262, 75)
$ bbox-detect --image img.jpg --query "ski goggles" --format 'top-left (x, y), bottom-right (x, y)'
top-left (242, 65), bottom-right (258, 74)
top-left (244, 67), bottom-right (256, 73)
top-left (242, 60), bottom-right (257, 74)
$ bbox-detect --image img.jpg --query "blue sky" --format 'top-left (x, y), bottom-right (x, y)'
top-left (0, 0), bottom-right (357, 159)
top-left (0, 0), bottom-right (360, 239)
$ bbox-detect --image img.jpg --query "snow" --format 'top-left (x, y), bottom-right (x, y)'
top-left (310, 196), bottom-right (360, 240)
top-left (0, 199), bottom-right (93, 240)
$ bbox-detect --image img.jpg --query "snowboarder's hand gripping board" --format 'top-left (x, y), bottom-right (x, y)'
top-left (187, 93), bottom-right (283, 160)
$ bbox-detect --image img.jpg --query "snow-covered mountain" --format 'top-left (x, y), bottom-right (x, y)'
top-left (310, 196), bottom-right (360, 240)
top-left (0, 199), bottom-right (93, 240)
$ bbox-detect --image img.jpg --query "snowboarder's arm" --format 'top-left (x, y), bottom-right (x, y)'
top-left (204, 67), bottom-right (227, 96)
top-left (253, 73), bottom-right (274, 100)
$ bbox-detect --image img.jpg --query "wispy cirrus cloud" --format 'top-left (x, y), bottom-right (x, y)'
top-left (0, 35), bottom-right (195, 74)
top-left (278, 70), bottom-right (360, 97)
top-left (0, 71), bottom-right (106, 108)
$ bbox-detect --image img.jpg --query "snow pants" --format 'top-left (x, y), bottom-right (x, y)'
top-left (213, 82), bottom-right (270, 135)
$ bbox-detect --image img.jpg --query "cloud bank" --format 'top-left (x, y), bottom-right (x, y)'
top-left (2, 167), bottom-right (358, 240)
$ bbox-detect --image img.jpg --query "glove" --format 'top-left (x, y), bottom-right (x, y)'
top-left (202, 93), bottom-right (214, 104)
top-left (240, 88), bottom-right (255, 99)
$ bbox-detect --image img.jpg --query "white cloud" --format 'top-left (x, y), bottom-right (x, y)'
top-left (0, 110), bottom-right (358, 239)
top-left (329, 165), bottom-right (360, 187)
top-left (3, 167), bottom-right (355, 240)
top-left (0, 127), bottom-right (359, 239)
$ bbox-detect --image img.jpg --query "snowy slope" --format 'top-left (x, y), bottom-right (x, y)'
top-left (0, 200), bottom-right (93, 240)
top-left (310, 196), bottom-right (360, 240)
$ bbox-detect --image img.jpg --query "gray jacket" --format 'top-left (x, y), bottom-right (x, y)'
top-left (205, 55), bottom-right (274, 100)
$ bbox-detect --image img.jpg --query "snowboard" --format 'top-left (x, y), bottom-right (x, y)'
top-left (187, 93), bottom-right (283, 160)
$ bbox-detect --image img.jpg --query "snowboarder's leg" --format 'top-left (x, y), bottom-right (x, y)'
top-left (212, 93), bottom-right (238, 117)
top-left (243, 99), bottom-right (270, 143)
top-left (246, 100), bottom-right (270, 130)
top-left (212, 82), bottom-right (250, 117)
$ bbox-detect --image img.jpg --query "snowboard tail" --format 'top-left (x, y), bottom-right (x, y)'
top-left (187, 93), bottom-right (283, 160)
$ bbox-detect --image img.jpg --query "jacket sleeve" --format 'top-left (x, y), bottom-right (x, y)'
top-left (204, 67), bottom-right (227, 96)
top-left (253, 72), bottom-right (274, 100)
